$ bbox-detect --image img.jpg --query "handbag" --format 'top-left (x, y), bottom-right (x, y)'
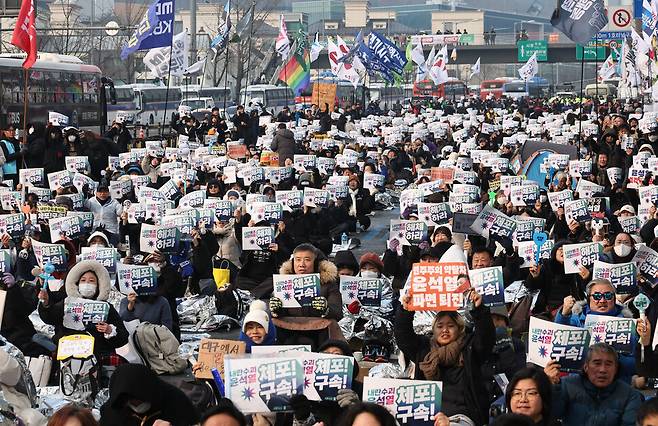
top-left (212, 259), bottom-right (231, 290)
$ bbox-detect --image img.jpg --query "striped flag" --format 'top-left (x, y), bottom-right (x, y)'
top-left (278, 48), bottom-right (310, 96)
top-left (275, 15), bottom-right (290, 58)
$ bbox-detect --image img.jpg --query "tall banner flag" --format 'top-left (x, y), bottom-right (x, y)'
top-left (470, 57), bottom-right (481, 79)
top-left (143, 31), bottom-right (189, 78)
top-left (275, 15), bottom-right (291, 58)
top-left (551, 0), bottom-right (607, 44)
top-left (121, 0), bottom-right (174, 60)
top-left (338, 30), bottom-right (364, 65)
top-left (334, 36), bottom-right (361, 86)
top-left (310, 32), bottom-right (323, 63)
top-left (11, 0), bottom-right (37, 69)
top-left (356, 41), bottom-right (395, 83)
top-left (598, 54), bottom-right (616, 79)
top-left (184, 58), bottom-right (206, 75)
top-left (210, 0), bottom-right (231, 51)
top-left (234, 3), bottom-right (254, 38)
top-left (367, 31), bottom-right (408, 74)
top-left (642, 0), bottom-right (658, 38)
top-left (428, 45), bottom-right (449, 85)
top-left (411, 42), bottom-right (427, 81)
top-left (279, 30), bottom-right (310, 95)
top-left (518, 52), bottom-right (538, 80)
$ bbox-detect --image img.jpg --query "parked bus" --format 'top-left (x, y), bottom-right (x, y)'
top-left (180, 85), bottom-right (232, 107)
top-left (240, 84), bottom-right (295, 114)
top-left (412, 79), bottom-right (468, 100)
top-left (480, 78), bottom-right (511, 100)
top-left (369, 83), bottom-right (405, 107)
top-left (503, 77), bottom-right (550, 99)
top-left (107, 84), bottom-right (182, 126)
top-left (295, 79), bottom-right (370, 109)
top-left (0, 52), bottom-right (103, 132)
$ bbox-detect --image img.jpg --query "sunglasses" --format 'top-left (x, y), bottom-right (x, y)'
top-left (591, 291), bottom-right (614, 301)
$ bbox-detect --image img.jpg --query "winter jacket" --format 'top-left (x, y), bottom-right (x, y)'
top-left (22, 125), bottom-right (45, 168)
top-left (552, 375), bottom-right (642, 426)
top-left (271, 128), bottom-right (296, 166)
top-left (119, 296), bottom-right (173, 332)
top-left (38, 260), bottom-right (129, 357)
top-left (42, 132), bottom-right (66, 174)
top-left (84, 196), bottom-right (122, 234)
top-left (394, 305), bottom-right (495, 425)
top-left (212, 219), bottom-right (242, 268)
top-left (555, 301), bottom-right (636, 383)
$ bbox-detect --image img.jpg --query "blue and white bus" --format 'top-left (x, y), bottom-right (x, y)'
top-left (503, 77), bottom-right (550, 99)
top-left (107, 84), bottom-right (182, 126)
top-left (180, 85), bottom-right (232, 107)
top-left (239, 85), bottom-right (295, 114)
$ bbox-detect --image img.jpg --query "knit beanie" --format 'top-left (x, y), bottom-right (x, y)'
top-left (242, 300), bottom-right (270, 334)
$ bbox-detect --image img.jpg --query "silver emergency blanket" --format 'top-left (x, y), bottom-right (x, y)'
top-left (367, 362), bottom-right (404, 379)
top-left (178, 296), bottom-right (239, 331)
top-left (0, 398), bottom-right (21, 425)
top-left (37, 386), bottom-right (72, 417)
top-left (28, 312), bottom-right (54, 339)
top-left (0, 337), bottom-right (38, 408)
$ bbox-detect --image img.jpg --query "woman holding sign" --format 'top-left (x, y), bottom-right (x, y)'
top-left (38, 260), bottom-right (129, 360)
top-left (395, 289), bottom-right (494, 425)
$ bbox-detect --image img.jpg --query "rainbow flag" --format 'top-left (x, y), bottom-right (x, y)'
top-left (278, 48), bottom-right (310, 96)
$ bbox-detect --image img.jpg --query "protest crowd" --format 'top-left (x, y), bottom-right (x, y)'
top-left (4, 90), bottom-right (658, 426)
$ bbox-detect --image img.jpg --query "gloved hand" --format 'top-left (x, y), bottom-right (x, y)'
top-left (418, 240), bottom-right (430, 251)
top-left (2, 273), bottom-right (15, 289)
top-left (269, 297), bottom-right (283, 317)
top-left (347, 300), bottom-right (361, 315)
top-left (336, 388), bottom-right (360, 408)
top-left (289, 394), bottom-right (311, 421)
top-left (388, 238), bottom-right (400, 252)
top-left (311, 296), bottom-right (328, 317)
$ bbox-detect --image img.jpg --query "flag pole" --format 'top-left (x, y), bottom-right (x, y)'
top-left (243, 1), bottom-right (255, 106)
top-left (21, 68), bottom-right (28, 168)
top-left (161, 42), bottom-right (175, 137)
top-left (594, 34), bottom-right (598, 115)
top-left (577, 52), bottom-right (585, 160)
top-left (223, 41), bottom-right (229, 112)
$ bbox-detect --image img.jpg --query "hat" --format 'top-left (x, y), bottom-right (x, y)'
top-left (359, 252), bottom-right (383, 273)
top-left (242, 300), bottom-right (269, 334)
top-left (334, 250), bottom-right (359, 272)
top-left (125, 163), bottom-right (143, 175)
top-left (616, 204), bottom-right (636, 215)
top-left (317, 339), bottom-right (353, 356)
top-left (54, 196), bottom-right (73, 211)
top-left (490, 305), bottom-right (509, 322)
top-left (87, 231), bottom-right (110, 246)
top-left (96, 184), bottom-right (109, 192)
top-left (640, 144), bottom-right (655, 155)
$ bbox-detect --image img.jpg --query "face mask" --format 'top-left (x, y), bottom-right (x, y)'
top-left (614, 244), bottom-right (632, 257)
top-left (127, 401), bottom-right (152, 414)
top-left (68, 135), bottom-right (76, 142)
top-left (89, 243), bottom-right (105, 248)
top-left (50, 133), bottom-right (58, 139)
top-left (78, 283), bottom-right (97, 298)
top-left (540, 195), bottom-right (548, 203)
top-left (361, 270), bottom-right (379, 279)
top-left (650, 135), bottom-right (658, 142)
top-left (28, 128), bottom-right (34, 135)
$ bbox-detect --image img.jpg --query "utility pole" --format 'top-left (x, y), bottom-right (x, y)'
top-left (190, 0), bottom-right (196, 62)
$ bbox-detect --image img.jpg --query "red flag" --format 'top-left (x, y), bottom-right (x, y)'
top-left (11, 0), bottom-right (37, 69)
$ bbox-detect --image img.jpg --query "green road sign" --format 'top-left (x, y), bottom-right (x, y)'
top-left (517, 40), bottom-right (548, 62)
top-left (576, 42), bottom-right (606, 60)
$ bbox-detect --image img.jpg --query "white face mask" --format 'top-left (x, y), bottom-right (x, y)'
top-left (614, 244), bottom-right (632, 257)
top-left (68, 135), bottom-right (76, 142)
top-left (78, 283), bottom-right (97, 298)
top-left (89, 243), bottom-right (105, 248)
top-left (127, 401), bottom-right (152, 414)
top-left (540, 195), bottom-right (548, 203)
top-left (361, 270), bottom-right (379, 279)
top-left (28, 128), bottom-right (34, 135)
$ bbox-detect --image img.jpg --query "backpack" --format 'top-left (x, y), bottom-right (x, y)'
top-left (59, 356), bottom-right (99, 406)
top-left (132, 322), bottom-right (187, 375)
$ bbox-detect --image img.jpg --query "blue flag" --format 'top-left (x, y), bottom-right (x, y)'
top-left (356, 41), bottom-right (394, 83)
top-left (551, 0), bottom-right (607, 45)
top-left (367, 31), bottom-right (407, 75)
top-left (120, 0), bottom-right (175, 60)
top-left (211, 0), bottom-right (232, 50)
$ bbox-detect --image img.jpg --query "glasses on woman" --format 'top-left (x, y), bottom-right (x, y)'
top-left (511, 389), bottom-right (539, 400)
top-left (591, 291), bottom-right (614, 301)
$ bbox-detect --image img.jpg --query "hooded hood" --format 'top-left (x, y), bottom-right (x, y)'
top-left (65, 260), bottom-right (111, 301)
top-left (279, 259), bottom-right (338, 286)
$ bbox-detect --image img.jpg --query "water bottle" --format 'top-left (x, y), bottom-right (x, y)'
top-left (341, 232), bottom-right (348, 247)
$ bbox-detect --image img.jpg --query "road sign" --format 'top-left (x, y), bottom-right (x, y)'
top-left (576, 43), bottom-right (606, 61)
top-left (596, 31), bottom-right (630, 40)
top-left (607, 6), bottom-right (633, 31)
top-left (517, 40), bottom-right (548, 62)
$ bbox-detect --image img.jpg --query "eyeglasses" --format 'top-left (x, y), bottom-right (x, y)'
top-left (511, 390), bottom-right (539, 400)
top-left (591, 291), bottom-right (614, 301)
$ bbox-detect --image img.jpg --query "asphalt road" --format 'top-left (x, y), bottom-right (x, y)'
top-left (350, 208), bottom-right (398, 259)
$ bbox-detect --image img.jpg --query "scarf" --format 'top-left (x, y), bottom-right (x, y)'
top-left (419, 336), bottom-right (465, 380)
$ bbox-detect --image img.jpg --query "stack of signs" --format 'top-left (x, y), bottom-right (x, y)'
top-left (194, 339), bottom-right (246, 380)
top-left (468, 267), bottom-right (504, 306)
top-left (339, 276), bottom-right (383, 307)
top-left (273, 274), bottom-right (321, 308)
top-left (632, 246), bottom-right (658, 286)
top-left (62, 297), bottom-right (110, 331)
top-left (390, 220), bottom-right (429, 246)
top-left (79, 247), bottom-right (118, 274)
top-left (32, 240), bottom-right (68, 271)
top-left (470, 205), bottom-right (517, 240)
top-left (592, 261), bottom-right (636, 294)
top-left (363, 377), bottom-right (442, 425)
top-left (116, 263), bottom-right (158, 295)
top-left (417, 203), bottom-right (452, 227)
top-left (584, 315), bottom-right (636, 354)
top-left (562, 242), bottom-right (602, 274)
top-left (139, 224), bottom-right (181, 254)
top-left (242, 227), bottom-right (275, 251)
top-left (528, 317), bottom-right (590, 371)
top-left (408, 262), bottom-right (468, 311)
top-left (224, 356), bottom-right (304, 413)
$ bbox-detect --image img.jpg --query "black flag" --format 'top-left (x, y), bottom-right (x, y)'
top-left (551, 0), bottom-right (608, 45)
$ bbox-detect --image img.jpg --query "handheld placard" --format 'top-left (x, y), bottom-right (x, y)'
top-left (634, 293), bottom-right (651, 363)
top-left (532, 231), bottom-right (548, 265)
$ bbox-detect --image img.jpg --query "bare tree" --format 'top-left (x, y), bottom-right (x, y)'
top-left (42, 0), bottom-right (91, 59)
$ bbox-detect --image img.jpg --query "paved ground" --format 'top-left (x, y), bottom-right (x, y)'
top-left (351, 208), bottom-right (398, 259)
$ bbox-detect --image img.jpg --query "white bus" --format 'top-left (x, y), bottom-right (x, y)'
top-left (180, 85), bottom-right (232, 107)
top-left (0, 52), bottom-right (103, 132)
top-left (369, 83), bottom-right (405, 108)
top-left (107, 84), bottom-right (182, 126)
top-left (239, 84), bottom-right (295, 114)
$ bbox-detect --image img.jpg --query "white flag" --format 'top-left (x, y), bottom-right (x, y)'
top-left (183, 58), bottom-right (206, 75)
top-left (469, 57), bottom-right (481, 79)
top-left (335, 36), bottom-right (361, 87)
top-left (310, 32), bottom-right (323, 63)
top-left (275, 15), bottom-right (290, 58)
top-left (411, 43), bottom-right (427, 82)
top-left (428, 45), bottom-right (449, 86)
top-left (518, 52), bottom-right (538, 80)
top-left (598, 55), bottom-right (615, 80)
top-left (144, 31), bottom-right (190, 78)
